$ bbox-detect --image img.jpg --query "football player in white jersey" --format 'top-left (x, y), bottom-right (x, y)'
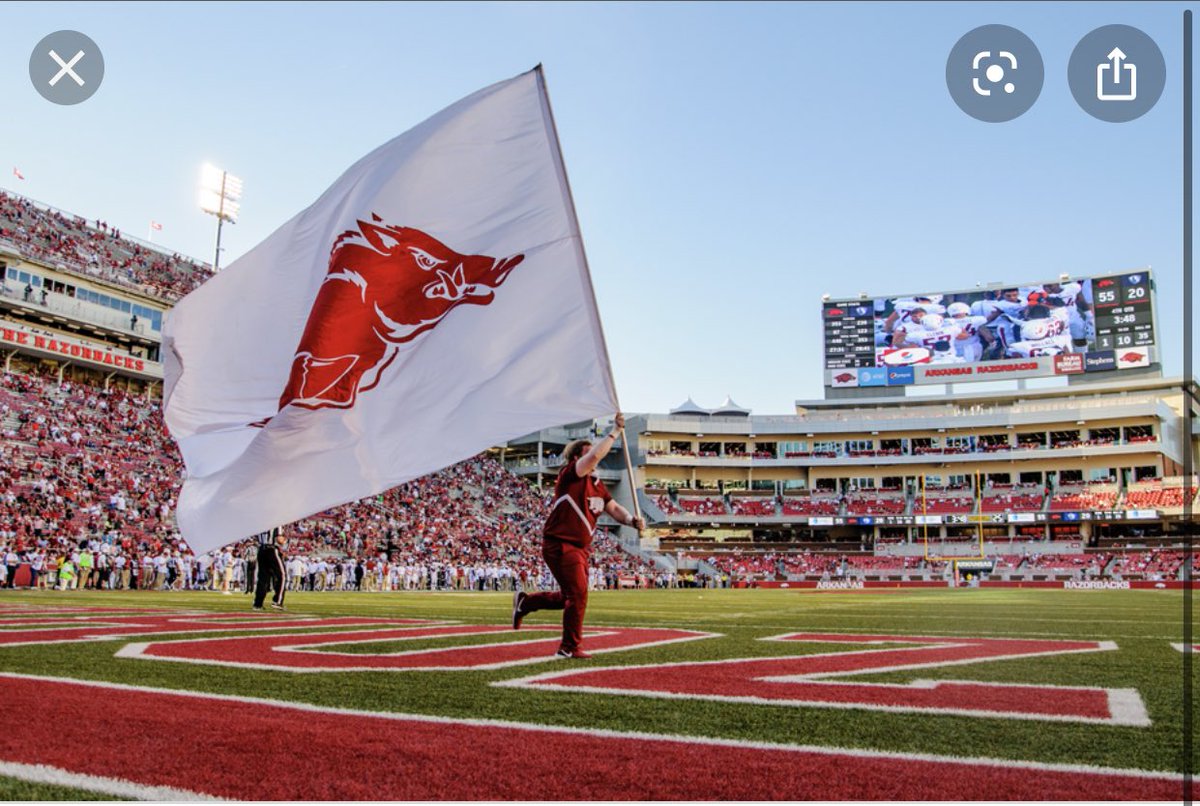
top-left (1024, 283), bottom-right (1087, 343)
top-left (1042, 281), bottom-right (1083, 308)
top-left (888, 306), bottom-right (925, 347)
top-left (1005, 316), bottom-right (1073, 358)
top-left (883, 296), bottom-right (945, 339)
top-left (946, 302), bottom-right (992, 362)
top-left (893, 312), bottom-right (963, 362)
top-left (971, 288), bottom-right (1025, 321)
top-left (1045, 282), bottom-right (1090, 343)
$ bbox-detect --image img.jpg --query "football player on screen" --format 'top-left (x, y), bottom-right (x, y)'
top-left (1003, 304), bottom-right (1073, 357)
top-left (881, 295), bottom-right (945, 339)
top-left (892, 312), bottom-right (963, 363)
top-left (946, 302), bottom-right (992, 362)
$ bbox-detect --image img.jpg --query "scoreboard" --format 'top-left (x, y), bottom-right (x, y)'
top-left (822, 302), bottom-right (875, 369)
top-left (821, 270), bottom-right (1159, 389)
top-left (1091, 271), bottom-right (1154, 351)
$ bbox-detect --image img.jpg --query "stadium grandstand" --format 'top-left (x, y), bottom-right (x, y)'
top-left (0, 188), bottom-right (1193, 594)
top-left (622, 380), bottom-right (1195, 587)
top-left (0, 189), bottom-right (662, 593)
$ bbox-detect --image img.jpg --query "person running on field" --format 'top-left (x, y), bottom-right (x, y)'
top-left (512, 413), bottom-right (644, 659)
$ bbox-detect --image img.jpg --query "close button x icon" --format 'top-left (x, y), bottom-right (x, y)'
top-left (29, 30), bottom-right (104, 105)
top-left (48, 49), bottom-right (86, 86)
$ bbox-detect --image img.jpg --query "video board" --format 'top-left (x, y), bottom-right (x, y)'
top-left (822, 271), bottom-right (1156, 388)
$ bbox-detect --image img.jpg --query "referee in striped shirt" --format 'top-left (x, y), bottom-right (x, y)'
top-left (252, 528), bottom-right (287, 611)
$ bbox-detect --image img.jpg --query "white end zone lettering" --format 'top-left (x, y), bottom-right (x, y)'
top-left (1063, 580), bottom-right (1131, 590)
top-left (816, 580), bottom-right (865, 590)
top-left (497, 632), bottom-right (1149, 726)
top-left (115, 625), bottom-right (717, 672)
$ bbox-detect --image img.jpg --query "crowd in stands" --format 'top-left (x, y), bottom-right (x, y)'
top-left (1049, 484), bottom-right (1120, 511)
top-left (1107, 550), bottom-right (1186, 580)
top-left (1018, 553), bottom-right (1094, 572)
top-left (728, 496), bottom-right (776, 516)
top-left (844, 493), bottom-right (905, 516)
top-left (1124, 482), bottom-right (1198, 510)
top-left (654, 494), bottom-right (683, 515)
top-left (780, 494), bottom-right (839, 517)
top-left (0, 191), bottom-right (211, 301)
top-left (702, 551), bottom-right (780, 580)
top-left (676, 496), bottom-right (726, 516)
top-left (669, 544), bottom-right (1188, 586)
top-left (0, 369), bottom-right (660, 595)
top-left (980, 485), bottom-right (1044, 513)
top-left (654, 479), bottom-right (1172, 521)
top-left (916, 491), bottom-right (974, 514)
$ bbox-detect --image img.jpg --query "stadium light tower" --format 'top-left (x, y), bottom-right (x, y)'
top-left (199, 163), bottom-right (243, 271)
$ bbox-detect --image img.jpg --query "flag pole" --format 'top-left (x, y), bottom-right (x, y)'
top-left (534, 64), bottom-right (643, 532)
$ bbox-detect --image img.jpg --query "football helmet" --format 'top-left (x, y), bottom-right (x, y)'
top-left (1021, 319), bottom-right (1051, 342)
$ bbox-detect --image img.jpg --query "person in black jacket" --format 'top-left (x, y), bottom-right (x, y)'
top-left (252, 529), bottom-right (287, 611)
top-left (244, 543), bottom-right (257, 595)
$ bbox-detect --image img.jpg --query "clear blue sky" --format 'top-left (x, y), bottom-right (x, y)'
top-left (1, 2), bottom-right (1192, 414)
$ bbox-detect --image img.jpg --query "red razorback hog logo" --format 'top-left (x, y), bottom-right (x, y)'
top-left (274, 216), bottom-right (524, 413)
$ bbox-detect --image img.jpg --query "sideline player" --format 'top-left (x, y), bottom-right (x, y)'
top-left (512, 413), bottom-right (644, 659)
top-left (252, 528), bottom-right (287, 611)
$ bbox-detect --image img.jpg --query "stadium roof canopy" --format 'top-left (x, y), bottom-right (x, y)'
top-left (712, 395), bottom-right (750, 417)
top-left (669, 397), bottom-right (710, 417)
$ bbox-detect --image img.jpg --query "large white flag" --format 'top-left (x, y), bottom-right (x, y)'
top-left (164, 67), bottom-right (618, 554)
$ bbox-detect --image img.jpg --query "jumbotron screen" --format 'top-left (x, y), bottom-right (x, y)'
top-left (822, 270), bottom-right (1156, 388)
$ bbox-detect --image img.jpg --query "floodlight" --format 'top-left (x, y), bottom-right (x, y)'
top-left (199, 163), bottom-right (245, 271)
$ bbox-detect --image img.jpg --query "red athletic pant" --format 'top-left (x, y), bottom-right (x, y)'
top-left (523, 538), bottom-right (589, 652)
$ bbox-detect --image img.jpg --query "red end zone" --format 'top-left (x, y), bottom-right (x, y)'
top-left (0, 675), bottom-right (1179, 801)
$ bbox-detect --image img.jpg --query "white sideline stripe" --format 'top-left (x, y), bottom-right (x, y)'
top-left (496, 637), bottom-right (1149, 726)
top-left (114, 628), bottom-right (719, 672)
top-left (0, 672), bottom-right (1181, 784)
top-left (0, 760), bottom-right (225, 801)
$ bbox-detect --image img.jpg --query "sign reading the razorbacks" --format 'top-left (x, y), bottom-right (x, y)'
top-left (0, 326), bottom-right (149, 373)
top-left (277, 217), bottom-right (524, 412)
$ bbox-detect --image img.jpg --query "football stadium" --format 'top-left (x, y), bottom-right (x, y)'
top-left (1, 3), bottom-right (1196, 802)
top-left (0, 194), bottom-right (1193, 799)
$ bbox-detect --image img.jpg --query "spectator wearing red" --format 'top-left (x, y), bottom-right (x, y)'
top-left (512, 413), bottom-right (644, 659)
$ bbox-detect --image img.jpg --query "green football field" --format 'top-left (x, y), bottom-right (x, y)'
top-left (0, 587), bottom-right (1193, 800)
